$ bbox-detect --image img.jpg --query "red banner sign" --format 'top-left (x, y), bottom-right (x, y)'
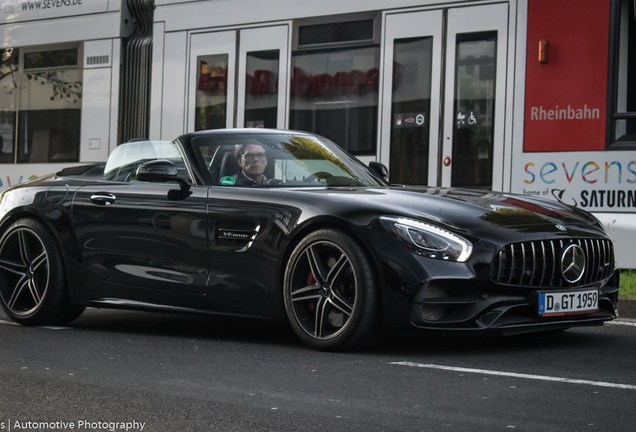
top-left (524, 0), bottom-right (611, 152)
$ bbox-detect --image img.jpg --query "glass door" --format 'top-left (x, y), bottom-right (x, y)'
top-left (237, 26), bottom-right (289, 129)
top-left (380, 10), bottom-right (443, 185)
top-left (188, 30), bottom-right (236, 131)
top-left (381, 4), bottom-right (508, 188)
top-left (441, 4), bottom-right (508, 189)
top-left (188, 26), bottom-right (289, 132)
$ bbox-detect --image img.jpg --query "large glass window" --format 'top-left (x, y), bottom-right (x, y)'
top-left (24, 48), bottom-right (78, 70)
top-left (451, 32), bottom-right (497, 189)
top-left (0, 47), bottom-right (82, 164)
top-left (244, 50), bottom-right (279, 128)
top-left (298, 20), bottom-right (375, 46)
top-left (0, 48), bottom-right (18, 164)
top-left (612, 0), bottom-right (636, 145)
top-left (195, 54), bottom-right (228, 131)
top-left (17, 67), bottom-right (82, 163)
top-left (389, 37), bottom-right (433, 185)
top-left (289, 46), bottom-right (380, 155)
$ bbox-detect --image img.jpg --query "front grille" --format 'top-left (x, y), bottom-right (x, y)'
top-left (490, 238), bottom-right (614, 288)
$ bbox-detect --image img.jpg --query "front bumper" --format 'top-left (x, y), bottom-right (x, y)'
top-left (357, 217), bottom-right (618, 334)
top-left (409, 275), bottom-right (619, 332)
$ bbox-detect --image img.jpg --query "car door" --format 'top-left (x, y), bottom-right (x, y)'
top-left (72, 183), bottom-right (209, 297)
top-left (71, 142), bottom-right (209, 298)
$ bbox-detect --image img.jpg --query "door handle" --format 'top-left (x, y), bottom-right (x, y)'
top-left (90, 193), bottom-right (116, 205)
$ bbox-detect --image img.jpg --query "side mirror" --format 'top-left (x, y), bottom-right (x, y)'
top-left (136, 160), bottom-right (178, 182)
top-left (136, 160), bottom-right (191, 200)
top-left (369, 161), bottom-right (389, 181)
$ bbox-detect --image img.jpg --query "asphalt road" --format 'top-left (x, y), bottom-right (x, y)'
top-left (0, 308), bottom-right (635, 432)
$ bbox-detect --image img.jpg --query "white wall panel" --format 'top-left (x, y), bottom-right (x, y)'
top-left (80, 68), bottom-right (112, 162)
top-left (109, 40), bottom-right (122, 153)
top-left (156, 0), bottom-right (461, 32)
top-left (160, 31), bottom-right (188, 140)
top-left (107, 0), bottom-right (123, 12)
top-left (149, 22), bottom-right (166, 140)
top-left (84, 39), bottom-right (113, 68)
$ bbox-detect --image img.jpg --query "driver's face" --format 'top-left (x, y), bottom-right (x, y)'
top-left (238, 144), bottom-right (267, 178)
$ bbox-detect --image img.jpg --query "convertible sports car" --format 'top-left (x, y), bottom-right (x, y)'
top-left (0, 129), bottom-right (619, 350)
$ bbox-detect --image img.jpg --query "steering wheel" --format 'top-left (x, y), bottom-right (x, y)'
top-left (304, 171), bottom-right (333, 183)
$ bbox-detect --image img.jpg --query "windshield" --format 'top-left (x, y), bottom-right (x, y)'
top-left (191, 133), bottom-right (385, 187)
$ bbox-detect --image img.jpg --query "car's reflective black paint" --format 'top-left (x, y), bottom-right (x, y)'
top-left (0, 129), bottom-right (618, 349)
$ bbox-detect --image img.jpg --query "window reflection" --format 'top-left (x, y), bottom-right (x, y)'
top-left (390, 37), bottom-right (433, 185)
top-left (24, 48), bottom-right (78, 70)
top-left (0, 48), bottom-right (18, 164)
top-left (289, 46), bottom-right (379, 154)
top-left (195, 54), bottom-right (228, 131)
top-left (17, 48), bottom-right (82, 164)
top-left (245, 50), bottom-right (279, 128)
top-left (451, 32), bottom-right (497, 189)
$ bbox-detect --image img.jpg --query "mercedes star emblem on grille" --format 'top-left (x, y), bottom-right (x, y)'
top-left (561, 244), bottom-right (586, 283)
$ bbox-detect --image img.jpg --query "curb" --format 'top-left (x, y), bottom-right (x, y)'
top-left (618, 298), bottom-right (636, 319)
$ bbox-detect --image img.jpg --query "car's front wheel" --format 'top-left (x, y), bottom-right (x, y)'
top-left (0, 218), bottom-right (84, 326)
top-left (283, 229), bottom-right (379, 351)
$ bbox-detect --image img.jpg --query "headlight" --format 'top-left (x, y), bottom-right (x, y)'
top-left (381, 216), bottom-right (473, 262)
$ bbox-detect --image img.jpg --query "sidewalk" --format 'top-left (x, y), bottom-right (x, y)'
top-left (619, 298), bottom-right (636, 319)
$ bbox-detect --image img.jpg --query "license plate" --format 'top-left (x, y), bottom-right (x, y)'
top-left (538, 289), bottom-right (598, 317)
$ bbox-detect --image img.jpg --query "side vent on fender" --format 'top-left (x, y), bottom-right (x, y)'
top-left (216, 220), bottom-right (259, 250)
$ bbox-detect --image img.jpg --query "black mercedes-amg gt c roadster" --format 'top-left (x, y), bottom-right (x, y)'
top-left (0, 129), bottom-right (619, 350)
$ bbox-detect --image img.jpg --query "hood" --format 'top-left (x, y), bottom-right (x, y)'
top-left (303, 185), bottom-right (607, 242)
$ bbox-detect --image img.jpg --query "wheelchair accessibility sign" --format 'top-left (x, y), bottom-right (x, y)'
top-left (457, 111), bottom-right (478, 126)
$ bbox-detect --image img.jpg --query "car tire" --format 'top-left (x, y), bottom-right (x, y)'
top-left (283, 229), bottom-right (379, 351)
top-left (0, 218), bottom-right (84, 326)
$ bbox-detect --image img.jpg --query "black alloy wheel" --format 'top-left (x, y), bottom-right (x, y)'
top-left (284, 229), bottom-right (379, 351)
top-left (0, 218), bottom-right (84, 325)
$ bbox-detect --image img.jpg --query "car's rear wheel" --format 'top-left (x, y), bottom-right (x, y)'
top-left (283, 229), bottom-right (379, 351)
top-left (0, 218), bottom-right (84, 326)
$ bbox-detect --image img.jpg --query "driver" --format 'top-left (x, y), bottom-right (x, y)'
top-left (233, 143), bottom-right (278, 186)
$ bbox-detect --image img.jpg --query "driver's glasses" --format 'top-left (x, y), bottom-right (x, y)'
top-left (243, 152), bottom-right (266, 162)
